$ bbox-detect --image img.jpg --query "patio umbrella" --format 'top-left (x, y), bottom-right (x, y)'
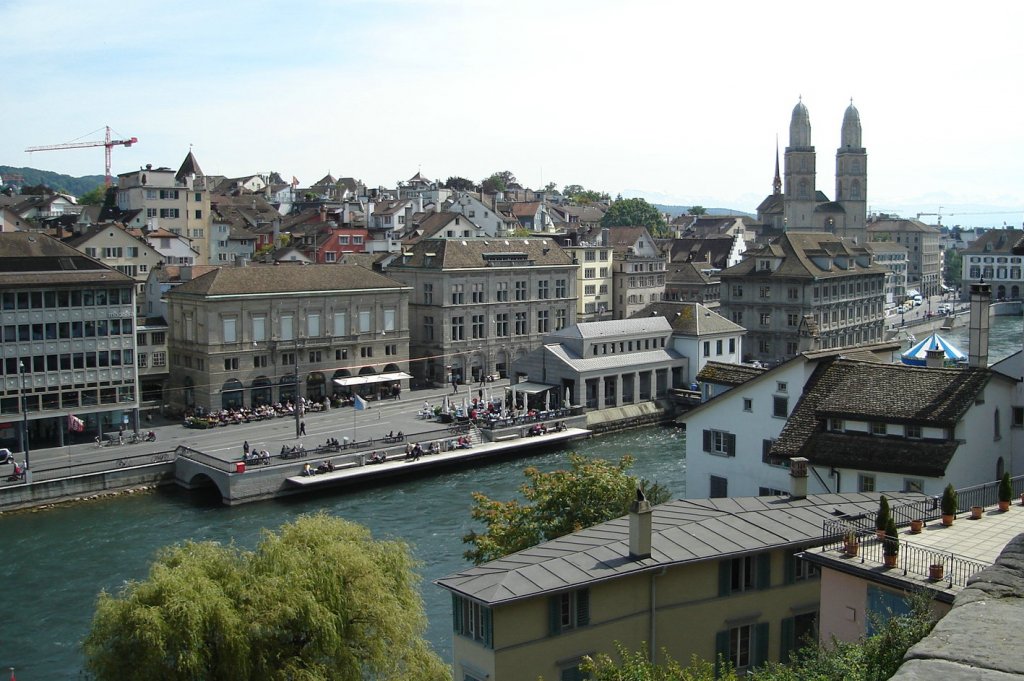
top-left (563, 387), bottom-right (570, 408)
top-left (544, 390), bottom-right (550, 412)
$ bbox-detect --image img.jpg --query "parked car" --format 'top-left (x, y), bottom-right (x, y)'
top-left (0, 448), bottom-right (13, 465)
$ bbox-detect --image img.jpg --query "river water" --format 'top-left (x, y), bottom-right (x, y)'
top-left (3, 315), bottom-right (1019, 678)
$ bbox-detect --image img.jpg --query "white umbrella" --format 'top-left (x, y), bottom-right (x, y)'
top-left (544, 390), bottom-right (550, 412)
top-left (563, 387), bottom-right (570, 408)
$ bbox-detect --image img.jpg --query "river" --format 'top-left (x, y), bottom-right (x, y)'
top-left (3, 314), bottom-right (1019, 678)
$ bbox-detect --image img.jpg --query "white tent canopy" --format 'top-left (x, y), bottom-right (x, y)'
top-left (333, 371), bottom-right (412, 387)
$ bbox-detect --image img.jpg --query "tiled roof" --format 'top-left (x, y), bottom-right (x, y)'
top-left (668, 303), bottom-right (743, 336)
top-left (866, 218), bottom-right (940, 234)
top-left (0, 232), bottom-right (133, 287)
top-left (392, 237), bottom-right (573, 269)
top-left (803, 431), bottom-right (957, 477)
top-left (961, 229), bottom-right (1024, 255)
top-left (772, 359), bottom-right (991, 462)
top-left (168, 263), bottom-right (407, 296)
top-left (669, 236), bottom-right (734, 268)
top-left (666, 261), bottom-right (717, 285)
top-left (548, 317), bottom-right (672, 340)
top-left (437, 491), bottom-right (923, 604)
top-left (547, 345), bottom-right (681, 372)
top-left (719, 232), bottom-right (888, 281)
top-left (696, 361), bottom-right (766, 386)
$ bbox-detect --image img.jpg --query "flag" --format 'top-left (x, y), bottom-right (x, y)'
top-left (68, 414), bottom-right (85, 432)
top-left (353, 395), bottom-right (367, 411)
top-left (291, 176), bottom-right (300, 187)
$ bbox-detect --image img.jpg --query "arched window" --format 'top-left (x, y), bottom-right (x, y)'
top-left (997, 456), bottom-right (1005, 480)
top-left (798, 179), bottom-right (810, 200)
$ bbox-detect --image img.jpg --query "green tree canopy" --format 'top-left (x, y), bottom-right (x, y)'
top-left (78, 184), bottom-right (107, 206)
top-left (687, 205), bottom-right (707, 216)
top-left (601, 197), bottom-right (668, 235)
top-left (944, 247), bottom-right (962, 287)
top-left (443, 176), bottom-right (476, 191)
top-left (462, 454), bottom-right (670, 564)
top-left (480, 170), bottom-right (517, 194)
top-left (83, 513), bottom-right (448, 681)
top-left (563, 184), bottom-right (610, 204)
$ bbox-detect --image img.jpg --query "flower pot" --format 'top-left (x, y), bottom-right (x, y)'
top-left (910, 519), bottom-right (924, 534)
top-left (844, 541), bottom-right (859, 557)
top-left (929, 563), bottom-right (945, 581)
top-left (941, 514), bottom-right (954, 526)
top-left (999, 500), bottom-right (1010, 512)
top-left (1020, 492), bottom-right (1024, 507)
top-left (970, 505), bottom-right (984, 520)
top-left (883, 554), bottom-right (898, 568)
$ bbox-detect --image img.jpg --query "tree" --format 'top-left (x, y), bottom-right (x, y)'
top-left (78, 184), bottom-right (107, 206)
top-left (82, 513), bottom-right (449, 681)
top-left (944, 248), bottom-right (962, 287)
top-left (443, 176), bottom-right (476, 192)
top-left (462, 454), bottom-right (670, 564)
top-left (564, 184), bottom-right (610, 204)
top-left (542, 181), bottom-right (559, 192)
top-left (601, 197), bottom-right (668, 235)
top-left (480, 170), bottom-right (517, 194)
top-left (687, 206), bottom-right (707, 216)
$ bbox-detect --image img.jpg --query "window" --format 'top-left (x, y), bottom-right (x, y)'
top-left (776, 382), bottom-right (787, 393)
top-left (871, 422), bottom-right (887, 436)
top-left (788, 287), bottom-right (799, 300)
top-left (151, 352), bottom-right (166, 367)
top-left (703, 341), bottom-right (711, 357)
top-left (762, 439), bottom-right (786, 466)
top-left (281, 352), bottom-right (295, 366)
top-left (905, 424), bottom-right (921, 438)
top-left (743, 398), bottom-right (752, 412)
top-left (858, 474), bottom-right (876, 492)
top-left (729, 338), bottom-right (736, 354)
top-left (537, 310), bottom-right (549, 333)
top-left (307, 312), bottom-right (321, 337)
top-left (703, 429), bottom-right (735, 456)
top-left (423, 283), bottom-right (433, 305)
top-left (252, 316), bottom-right (266, 342)
top-left (773, 395), bottom-right (788, 418)
top-left (732, 284), bottom-right (743, 297)
top-left (830, 418), bottom-right (844, 432)
top-left (584, 268), bottom-right (596, 279)
top-left (759, 286), bottom-right (771, 299)
top-left (787, 313), bottom-right (799, 327)
top-left (1013, 407), bottom-right (1024, 428)
top-left (159, 189), bottom-right (179, 199)
top-left (159, 208), bottom-right (180, 219)
top-left (549, 589), bottom-right (589, 635)
top-left (359, 310), bottom-right (371, 333)
top-left (584, 285), bottom-right (596, 295)
top-left (223, 357), bottom-right (239, 371)
top-left (383, 308), bottom-right (396, 332)
top-left (555, 279), bottom-right (567, 297)
top-left (538, 280), bottom-right (549, 299)
top-left (729, 556), bottom-right (756, 593)
top-left (360, 347), bottom-right (373, 358)
top-left (452, 595), bottom-right (492, 648)
top-left (717, 623), bottom-right (768, 674)
top-left (471, 283), bottom-right (485, 304)
top-left (495, 313), bottom-right (509, 337)
top-left (223, 318), bottom-right (237, 343)
top-left (253, 355), bottom-right (268, 368)
top-left (471, 314), bottom-right (485, 339)
top-left (514, 280), bottom-right (527, 301)
top-left (280, 314), bottom-right (294, 341)
top-left (451, 284), bottom-right (464, 305)
top-left (710, 475), bottom-right (728, 497)
top-left (451, 316), bottom-right (465, 341)
top-left (759, 313), bottom-right (771, 326)
top-left (496, 282), bottom-right (509, 302)
top-left (137, 353), bottom-right (148, 368)
top-left (514, 311), bottom-right (528, 335)
top-left (555, 308), bottom-right (567, 330)
top-left (308, 350), bottom-right (322, 363)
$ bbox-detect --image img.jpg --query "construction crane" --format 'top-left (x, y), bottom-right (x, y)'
top-left (25, 126), bottom-right (138, 187)
top-left (916, 207), bottom-right (944, 224)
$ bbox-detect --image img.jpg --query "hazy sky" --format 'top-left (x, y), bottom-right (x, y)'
top-left (4, 1), bottom-right (1022, 227)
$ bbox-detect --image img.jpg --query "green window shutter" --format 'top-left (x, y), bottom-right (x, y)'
top-left (757, 553), bottom-right (771, 590)
top-left (452, 593), bottom-right (463, 635)
top-left (727, 433), bottom-right (737, 456)
top-left (714, 629), bottom-right (730, 678)
top-left (548, 596), bottom-right (561, 636)
top-left (576, 589), bottom-right (590, 626)
top-left (754, 622), bottom-right (770, 667)
top-left (482, 606), bottom-right (493, 649)
top-left (718, 560), bottom-right (731, 597)
top-left (703, 429), bottom-right (712, 452)
top-left (780, 616), bottom-right (795, 663)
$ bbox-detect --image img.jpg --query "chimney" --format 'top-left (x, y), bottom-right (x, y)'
top-left (180, 266), bottom-right (193, 282)
top-left (968, 281), bottom-right (992, 368)
top-left (790, 457), bottom-right (808, 500)
top-left (925, 347), bottom-right (945, 369)
top-left (628, 486), bottom-right (653, 560)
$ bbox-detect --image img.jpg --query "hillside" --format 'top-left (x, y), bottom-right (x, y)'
top-left (653, 203), bottom-right (754, 219)
top-left (0, 166), bottom-right (105, 197)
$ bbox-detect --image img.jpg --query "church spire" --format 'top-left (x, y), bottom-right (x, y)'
top-left (773, 135), bottom-right (782, 195)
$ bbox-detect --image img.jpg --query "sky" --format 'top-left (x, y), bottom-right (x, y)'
top-left (3, 0), bottom-right (1023, 228)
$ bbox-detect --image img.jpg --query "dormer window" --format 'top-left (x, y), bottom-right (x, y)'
top-left (758, 259), bottom-right (772, 272)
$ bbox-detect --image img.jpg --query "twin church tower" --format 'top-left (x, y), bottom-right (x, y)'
top-left (759, 98), bottom-right (867, 243)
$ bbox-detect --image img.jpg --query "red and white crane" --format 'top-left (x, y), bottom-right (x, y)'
top-left (25, 126), bottom-right (138, 187)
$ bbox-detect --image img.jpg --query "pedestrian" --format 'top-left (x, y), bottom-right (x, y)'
top-left (243, 440), bottom-right (250, 456)
top-left (451, 376), bottom-right (458, 394)
top-left (394, 383), bottom-right (401, 400)
top-left (300, 421), bottom-right (306, 436)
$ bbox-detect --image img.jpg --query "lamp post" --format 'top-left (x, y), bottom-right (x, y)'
top-left (293, 342), bottom-right (301, 439)
top-left (19, 361), bottom-right (30, 473)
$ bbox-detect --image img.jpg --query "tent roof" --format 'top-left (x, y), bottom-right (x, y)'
top-left (901, 332), bottom-right (966, 366)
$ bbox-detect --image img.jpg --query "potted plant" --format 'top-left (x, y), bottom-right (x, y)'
top-left (843, 529), bottom-right (859, 557)
top-left (941, 484), bottom-right (957, 526)
top-left (910, 518), bottom-right (924, 534)
top-left (970, 505), bottom-right (984, 520)
top-left (999, 472), bottom-right (1013, 512)
top-left (875, 495), bottom-right (890, 540)
top-left (882, 517), bottom-right (899, 568)
top-left (929, 561), bottom-right (945, 581)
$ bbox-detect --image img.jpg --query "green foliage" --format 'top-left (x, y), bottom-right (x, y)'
top-left (0, 165), bottom-right (105, 196)
top-left (481, 170), bottom-right (517, 194)
top-left (687, 206), bottom-right (707, 216)
top-left (941, 484), bottom-right (957, 516)
top-left (462, 454), bottom-right (670, 564)
top-left (510, 226), bottom-right (533, 237)
top-left (82, 513), bottom-right (449, 681)
top-left (601, 197), bottom-right (668, 235)
top-left (883, 517), bottom-right (899, 557)
top-left (875, 495), bottom-right (890, 531)
top-left (999, 472), bottom-right (1013, 503)
top-left (443, 176), bottom-right (476, 191)
top-left (583, 644), bottom-right (731, 680)
top-left (563, 184), bottom-right (610, 204)
top-left (78, 184), bottom-right (108, 206)
top-left (943, 248), bottom-right (962, 286)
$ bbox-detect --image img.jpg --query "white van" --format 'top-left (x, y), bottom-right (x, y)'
top-left (913, 294), bottom-right (923, 306)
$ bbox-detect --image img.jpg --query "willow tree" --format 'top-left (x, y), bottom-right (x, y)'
top-left (82, 513), bottom-right (449, 681)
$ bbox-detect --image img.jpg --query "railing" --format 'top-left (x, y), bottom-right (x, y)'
top-left (0, 449), bottom-right (177, 488)
top-left (175, 445), bottom-right (235, 473)
top-left (475, 406), bottom-right (581, 430)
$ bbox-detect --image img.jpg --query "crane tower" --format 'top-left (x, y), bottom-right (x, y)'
top-left (25, 126), bottom-right (138, 187)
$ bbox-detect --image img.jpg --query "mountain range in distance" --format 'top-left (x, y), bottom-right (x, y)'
top-left (0, 165), bottom-right (105, 197)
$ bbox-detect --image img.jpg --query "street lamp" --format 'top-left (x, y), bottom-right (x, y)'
top-left (19, 361), bottom-right (30, 473)
top-left (293, 342), bottom-right (301, 439)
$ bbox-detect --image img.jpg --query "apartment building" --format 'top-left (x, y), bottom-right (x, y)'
top-left (867, 217), bottom-right (942, 298)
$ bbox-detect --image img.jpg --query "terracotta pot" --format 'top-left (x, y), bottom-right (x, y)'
top-left (910, 519), bottom-right (924, 534)
top-left (941, 514), bottom-right (954, 526)
top-left (844, 541), bottom-right (859, 557)
top-left (884, 554), bottom-right (898, 568)
top-left (1020, 492), bottom-right (1024, 506)
top-left (970, 505), bottom-right (984, 520)
top-left (929, 563), bottom-right (945, 581)
top-left (999, 500), bottom-right (1011, 512)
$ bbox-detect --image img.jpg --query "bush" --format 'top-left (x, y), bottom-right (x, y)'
top-left (875, 495), bottom-right (890, 532)
top-left (883, 517), bottom-right (899, 557)
top-left (941, 484), bottom-right (957, 516)
top-left (999, 472), bottom-right (1013, 503)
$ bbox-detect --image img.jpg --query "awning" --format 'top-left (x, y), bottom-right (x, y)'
top-left (510, 381), bottom-right (557, 394)
top-left (332, 371), bottom-right (411, 387)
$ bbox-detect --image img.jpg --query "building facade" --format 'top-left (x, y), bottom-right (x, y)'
top-left (865, 241), bottom-right (909, 306)
top-left (385, 237), bottom-right (578, 386)
top-left (718, 233), bottom-right (888, 363)
top-left (0, 233), bottom-right (139, 455)
top-left (960, 228), bottom-right (1024, 300)
top-left (560, 229), bottom-right (615, 321)
top-left (867, 218), bottom-right (942, 298)
top-left (609, 227), bottom-right (667, 319)
top-left (164, 263), bottom-right (412, 413)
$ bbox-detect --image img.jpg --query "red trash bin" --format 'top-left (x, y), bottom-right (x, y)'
top-left (235, 461), bottom-right (246, 473)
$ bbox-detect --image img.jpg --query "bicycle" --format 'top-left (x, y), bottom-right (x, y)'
top-left (115, 458), bottom-right (128, 468)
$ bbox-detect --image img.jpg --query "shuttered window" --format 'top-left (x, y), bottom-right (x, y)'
top-left (548, 588), bottom-right (590, 635)
top-left (702, 429), bottom-right (736, 457)
top-left (451, 594), bottom-right (493, 649)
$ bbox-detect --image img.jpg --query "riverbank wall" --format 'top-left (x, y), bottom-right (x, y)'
top-left (0, 463), bottom-right (174, 513)
top-left (585, 399), bottom-right (678, 434)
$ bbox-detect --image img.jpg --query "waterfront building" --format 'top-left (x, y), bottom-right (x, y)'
top-left (560, 228), bottom-right (614, 321)
top-left (115, 152), bottom-right (213, 265)
top-left (867, 217), bottom-right (942, 298)
top-left (717, 232), bottom-right (888, 363)
top-left (665, 302), bottom-right (745, 386)
top-left (384, 237), bottom-right (578, 385)
top-left (0, 232), bottom-right (139, 452)
top-left (865, 240), bottom-right (909, 306)
top-left (437, 482), bottom-right (919, 681)
top-left (609, 226), bottom-right (667, 320)
top-left (164, 263), bottom-right (411, 413)
top-left (510, 317), bottom-right (685, 409)
top-left (959, 228), bottom-right (1024, 301)
top-left (65, 224), bottom-right (163, 316)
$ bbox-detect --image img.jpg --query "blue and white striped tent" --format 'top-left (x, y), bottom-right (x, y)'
top-left (900, 332), bottom-right (967, 367)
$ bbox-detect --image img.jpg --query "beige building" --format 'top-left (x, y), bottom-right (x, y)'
top-left (164, 263), bottom-right (411, 413)
top-left (718, 233), bottom-right (888, 362)
top-left (560, 228), bottom-right (614, 321)
top-left (609, 226), bottom-right (667, 319)
top-left (867, 217), bottom-right (942, 298)
top-left (438, 484), bottom-right (920, 681)
top-left (385, 237), bottom-right (578, 385)
top-left (66, 224), bottom-right (164, 315)
top-left (865, 240), bottom-right (909, 306)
